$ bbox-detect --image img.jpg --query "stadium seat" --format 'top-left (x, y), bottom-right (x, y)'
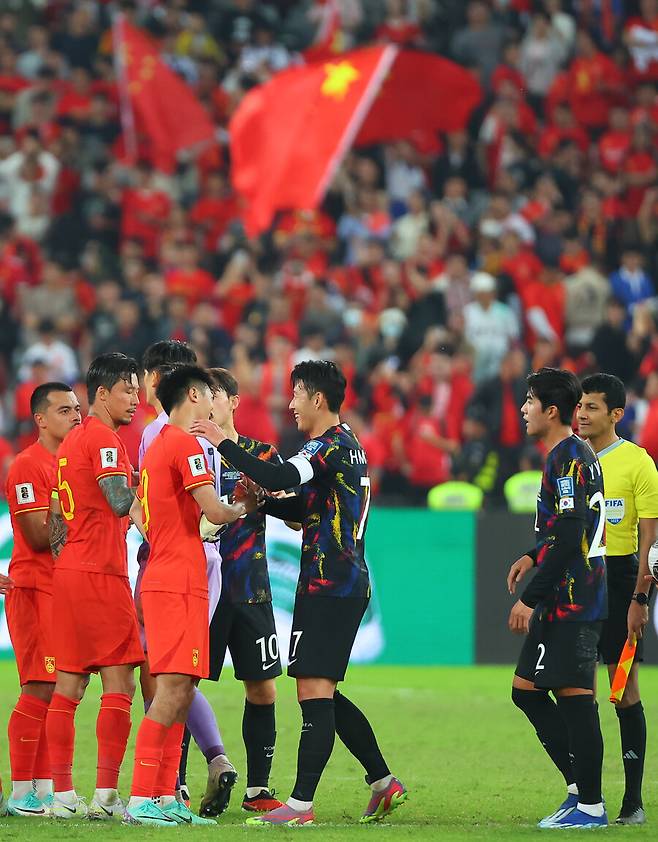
top-left (504, 471), bottom-right (543, 514)
top-left (427, 481), bottom-right (484, 511)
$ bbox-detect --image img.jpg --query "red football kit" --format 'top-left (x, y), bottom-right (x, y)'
top-left (52, 415), bottom-right (143, 674)
top-left (138, 424), bottom-right (214, 678)
top-left (5, 441), bottom-right (56, 684)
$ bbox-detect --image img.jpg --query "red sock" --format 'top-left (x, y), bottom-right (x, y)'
top-left (8, 694), bottom-right (48, 782)
top-left (96, 693), bottom-right (132, 790)
top-left (153, 722), bottom-right (185, 797)
top-left (33, 717), bottom-right (51, 781)
top-left (131, 717), bottom-right (169, 798)
top-left (46, 693), bottom-right (79, 792)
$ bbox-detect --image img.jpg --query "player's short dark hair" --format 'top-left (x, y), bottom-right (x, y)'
top-left (527, 367), bottom-right (582, 425)
top-left (30, 382), bottom-right (74, 415)
top-left (291, 360), bottom-right (346, 413)
top-left (208, 368), bottom-right (239, 396)
top-left (87, 353), bottom-right (139, 405)
top-left (581, 373), bottom-right (626, 411)
top-left (156, 365), bottom-right (215, 415)
top-left (142, 340), bottom-right (197, 372)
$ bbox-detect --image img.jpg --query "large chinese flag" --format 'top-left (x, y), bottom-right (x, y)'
top-left (230, 46), bottom-right (481, 235)
top-left (231, 45), bottom-right (397, 237)
top-left (113, 17), bottom-right (215, 172)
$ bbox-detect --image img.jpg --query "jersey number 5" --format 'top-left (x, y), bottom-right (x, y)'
top-left (588, 490), bottom-right (605, 559)
top-left (57, 457), bottom-right (75, 521)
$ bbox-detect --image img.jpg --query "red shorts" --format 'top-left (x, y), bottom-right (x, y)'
top-left (142, 591), bottom-right (209, 678)
top-left (52, 569), bottom-right (145, 674)
top-left (5, 587), bottom-right (56, 684)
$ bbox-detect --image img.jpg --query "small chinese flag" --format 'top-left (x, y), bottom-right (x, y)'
top-left (113, 16), bottom-right (215, 172)
top-left (609, 637), bottom-right (637, 704)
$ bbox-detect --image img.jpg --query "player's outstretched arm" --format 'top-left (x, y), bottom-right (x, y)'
top-left (189, 419), bottom-right (303, 492)
top-left (48, 496), bottom-right (67, 559)
top-left (98, 475), bottom-right (135, 517)
top-left (191, 483), bottom-right (247, 525)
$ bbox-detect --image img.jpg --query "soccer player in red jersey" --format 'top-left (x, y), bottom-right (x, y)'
top-left (45, 353), bottom-right (144, 819)
top-left (124, 365), bottom-right (247, 827)
top-left (4, 382), bottom-right (81, 817)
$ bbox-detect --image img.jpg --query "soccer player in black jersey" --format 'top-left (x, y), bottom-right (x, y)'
top-left (203, 368), bottom-right (298, 814)
top-left (506, 368), bottom-right (608, 829)
top-left (191, 360), bottom-right (406, 827)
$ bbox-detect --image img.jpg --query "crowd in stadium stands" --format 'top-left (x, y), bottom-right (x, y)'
top-left (0, 1), bottom-right (656, 505)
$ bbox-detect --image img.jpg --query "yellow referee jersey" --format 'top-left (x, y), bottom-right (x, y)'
top-left (597, 438), bottom-right (658, 556)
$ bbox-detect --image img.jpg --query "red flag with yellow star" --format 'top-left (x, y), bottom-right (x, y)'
top-left (113, 17), bottom-right (215, 172)
top-left (230, 46), bottom-right (481, 235)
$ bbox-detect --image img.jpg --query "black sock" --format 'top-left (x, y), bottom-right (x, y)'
top-left (512, 688), bottom-right (574, 786)
top-left (557, 695), bottom-right (603, 806)
top-left (243, 700), bottom-right (276, 790)
top-left (616, 701), bottom-right (646, 809)
top-left (333, 690), bottom-right (390, 783)
top-left (290, 698), bottom-right (335, 802)
top-left (178, 726), bottom-right (192, 787)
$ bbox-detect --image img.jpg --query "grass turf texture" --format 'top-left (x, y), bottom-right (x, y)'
top-left (0, 663), bottom-right (657, 839)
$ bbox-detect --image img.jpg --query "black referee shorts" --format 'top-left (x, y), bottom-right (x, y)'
top-left (599, 554), bottom-right (644, 666)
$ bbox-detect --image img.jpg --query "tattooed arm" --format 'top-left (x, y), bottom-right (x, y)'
top-left (49, 496), bottom-right (67, 559)
top-left (98, 475), bottom-right (135, 517)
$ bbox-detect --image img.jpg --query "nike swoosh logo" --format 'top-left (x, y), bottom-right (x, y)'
top-left (140, 761), bottom-right (158, 767)
top-left (262, 661), bottom-right (277, 670)
top-left (17, 808), bottom-right (45, 814)
top-left (265, 752), bottom-right (274, 758)
top-left (20, 737), bottom-right (39, 742)
top-left (96, 804), bottom-right (113, 816)
top-left (288, 658), bottom-right (297, 666)
top-left (58, 803), bottom-right (78, 813)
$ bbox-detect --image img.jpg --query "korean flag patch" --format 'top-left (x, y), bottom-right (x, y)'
top-left (15, 483), bottom-right (35, 505)
top-left (100, 448), bottom-right (118, 469)
top-left (188, 454), bottom-right (206, 477)
top-left (557, 476), bottom-right (574, 498)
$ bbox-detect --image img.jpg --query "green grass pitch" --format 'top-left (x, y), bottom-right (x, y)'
top-left (0, 662), bottom-right (657, 839)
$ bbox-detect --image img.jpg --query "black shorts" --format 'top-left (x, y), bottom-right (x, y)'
top-left (287, 595), bottom-right (368, 682)
top-left (599, 554), bottom-right (644, 666)
top-left (208, 600), bottom-right (282, 682)
top-left (516, 609), bottom-right (601, 691)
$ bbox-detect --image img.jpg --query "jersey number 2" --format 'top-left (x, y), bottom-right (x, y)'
top-left (587, 490), bottom-right (605, 559)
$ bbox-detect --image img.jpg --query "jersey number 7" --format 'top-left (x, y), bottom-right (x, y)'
top-left (356, 476), bottom-right (371, 541)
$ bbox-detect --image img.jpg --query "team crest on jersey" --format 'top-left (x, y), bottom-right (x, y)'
top-left (15, 483), bottom-right (35, 505)
top-left (44, 656), bottom-right (55, 674)
top-left (605, 498), bottom-right (625, 525)
top-left (557, 476), bottom-right (574, 497)
top-left (299, 440), bottom-right (323, 460)
top-left (100, 448), bottom-right (118, 469)
top-left (188, 454), bottom-right (206, 477)
top-left (192, 649), bottom-right (199, 668)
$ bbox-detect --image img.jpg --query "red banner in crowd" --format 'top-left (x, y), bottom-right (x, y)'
top-left (230, 47), bottom-right (481, 235)
top-left (113, 17), bottom-right (215, 173)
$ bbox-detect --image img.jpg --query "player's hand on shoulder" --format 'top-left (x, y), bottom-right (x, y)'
top-left (0, 572), bottom-right (14, 594)
top-left (508, 599), bottom-right (533, 634)
top-left (189, 419), bottom-right (226, 447)
top-left (628, 600), bottom-right (649, 641)
top-left (507, 554), bottom-right (534, 594)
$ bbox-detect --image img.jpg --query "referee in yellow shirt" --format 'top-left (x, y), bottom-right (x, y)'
top-left (578, 374), bottom-right (658, 826)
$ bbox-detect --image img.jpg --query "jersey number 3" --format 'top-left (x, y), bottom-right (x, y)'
top-left (588, 490), bottom-right (605, 559)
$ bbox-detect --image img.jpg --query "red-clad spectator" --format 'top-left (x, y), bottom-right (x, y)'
top-left (638, 371), bottom-right (658, 460)
top-left (598, 106), bottom-right (632, 173)
top-left (538, 103), bottom-right (590, 158)
top-left (56, 67), bottom-right (93, 121)
top-left (165, 242), bottom-right (216, 311)
top-left (518, 265), bottom-right (566, 350)
top-left (189, 171), bottom-right (239, 253)
top-left (568, 30), bottom-right (625, 130)
top-left (121, 160), bottom-right (172, 259)
top-left (623, 125), bottom-right (658, 215)
top-left (399, 394), bottom-right (455, 501)
top-left (624, 0), bottom-right (658, 82)
top-left (375, 0), bottom-right (422, 47)
top-left (630, 80), bottom-right (658, 128)
top-left (491, 41), bottom-right (525, 94)
top-left (500, 230), bottom-right (544, 293)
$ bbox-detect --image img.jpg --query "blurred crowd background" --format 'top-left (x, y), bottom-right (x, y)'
top-left (0, 0), bottom-right (657, 506)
